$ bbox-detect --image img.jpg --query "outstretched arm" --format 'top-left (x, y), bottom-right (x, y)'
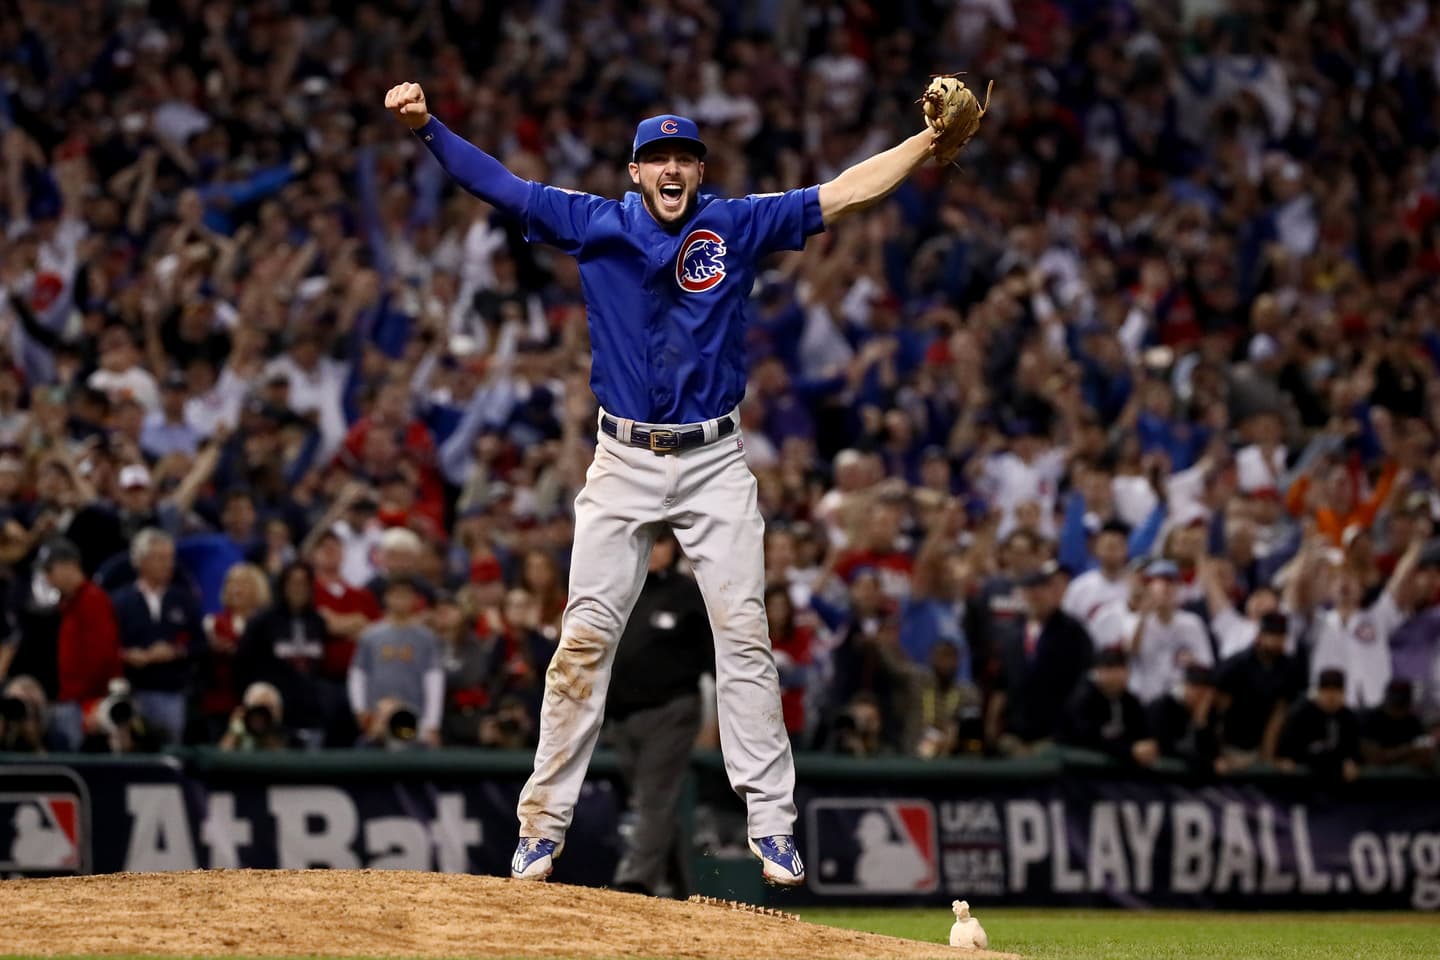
top-left (385, 82), bottom-right (531, 218)
top-left (817, 131), bottom-right (932, 225)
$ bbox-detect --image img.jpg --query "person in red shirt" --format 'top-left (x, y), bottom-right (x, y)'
top-left (308, 528), bottom-right (382, 682)
top-left (831, 495), bottom-right (915, 607)
top-left (201, 563), bottom-right (271, 741)
top-left (40, 538), bottom-right (121, 751)
top-left (337, 379), bottom-right (446, 524)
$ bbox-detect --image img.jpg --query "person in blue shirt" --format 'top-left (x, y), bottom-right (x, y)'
top-left (385, 80), bottom-right (966, 888)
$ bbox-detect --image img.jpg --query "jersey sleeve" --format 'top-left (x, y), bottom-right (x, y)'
top-left (524, 183), bottom-right (609, 255)
top-left (737, 186), bottom-right (826, 256)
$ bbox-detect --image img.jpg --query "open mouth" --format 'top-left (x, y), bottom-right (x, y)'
top-left (658, 182), bottom-right (685, 210)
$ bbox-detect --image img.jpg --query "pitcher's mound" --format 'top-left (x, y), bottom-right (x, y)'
top-left (0, 870), bottom-right (1013, 959)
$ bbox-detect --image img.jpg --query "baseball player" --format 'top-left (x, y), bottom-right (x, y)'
top-left (383, 77), bottom-right (987, 886)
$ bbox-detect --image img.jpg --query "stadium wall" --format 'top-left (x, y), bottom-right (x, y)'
top-left (1, 751), bottom-right (1438, 910)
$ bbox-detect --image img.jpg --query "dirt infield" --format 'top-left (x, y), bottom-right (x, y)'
top-left (0, 869), bottom-right (1014, 959)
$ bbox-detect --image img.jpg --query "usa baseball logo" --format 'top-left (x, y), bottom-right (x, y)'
top-left (807, 798), bottom-right (939, 893)
top-left (660, 118), bottom-right (679, 135)
top-left (677, 229), bottom-right (727, 293)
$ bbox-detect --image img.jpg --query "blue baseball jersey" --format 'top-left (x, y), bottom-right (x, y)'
top-left (524, 185), bottom-right (826, 424)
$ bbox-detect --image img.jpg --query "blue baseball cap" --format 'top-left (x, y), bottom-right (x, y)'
top-left (632, 115), bottom-right (706, 161)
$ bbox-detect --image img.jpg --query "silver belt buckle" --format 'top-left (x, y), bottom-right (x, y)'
top-left (648, 429), bottom-right (680, 453)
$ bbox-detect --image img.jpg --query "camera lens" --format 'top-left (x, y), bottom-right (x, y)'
top-left (108, 697), bottom-right (134, 727)
top-left (388, 707), bottom-right (418, 741)
top-left (244, 705), bottom-right (275, 737)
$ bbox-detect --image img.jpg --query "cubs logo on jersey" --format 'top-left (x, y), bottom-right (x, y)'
top-left (677, 229), bottom-right (727, 293)
top-left (806, 798), bottom-right (938, 893)
top-left (0, 768), bottom-right (90, 875)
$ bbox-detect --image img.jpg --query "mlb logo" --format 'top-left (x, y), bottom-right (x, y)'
top-left (806, 798), bottom-right (938, 894)
top-left (0, 768), bottom-right (90, 875)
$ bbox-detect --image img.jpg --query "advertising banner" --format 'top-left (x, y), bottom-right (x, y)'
top-left (794, 776), bottom-right (1440, 909)
top-left (4, 754), bottom-right (1438, 909)
top-left (0, 758), bottom-right (620, 886)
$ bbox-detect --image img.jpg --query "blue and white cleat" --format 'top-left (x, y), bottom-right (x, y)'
top-left (748, 835), bottom-right (805, 887)
top-left (511, 837), bottom-right (561, 881)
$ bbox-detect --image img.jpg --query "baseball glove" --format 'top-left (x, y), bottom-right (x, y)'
top-left (919, 75), bottom-right (993, 166)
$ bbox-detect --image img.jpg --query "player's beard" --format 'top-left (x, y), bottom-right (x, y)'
top-left (642, 179), bottom-right (698, 230)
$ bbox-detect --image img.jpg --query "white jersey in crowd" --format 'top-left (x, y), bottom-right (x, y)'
top-left (1236, 443), bottom-right (1287, 494)
top-left (265, 354), bottom-right (351, 457)
top-left (1128, 609), bottom-right (1213, 704)
top-left (981, 447), bottom-right (1067, 539)
top-left (1062, 569), bottom-right (1130, 627)
top-left (1088, 600), bottom-right (1138, 651)
top-left (334, 519), bottom-right (385, 589)
top-left (1309, 591), bottom-right (1402, 710)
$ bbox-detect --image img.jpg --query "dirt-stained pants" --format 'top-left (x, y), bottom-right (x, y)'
top-left (516, 408), bottom-right (796, 843)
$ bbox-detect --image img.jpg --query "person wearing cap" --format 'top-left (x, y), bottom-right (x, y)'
top-left (1059, 646), bottom-right (1158, 766)
top-left (1277, 668), bottom-right (1362, 781)
top-left (387, 70), bottom-right (970, 886)
top-left (1147, 663), bottom-right (1223, 774)
top-left (348, 572), bottom-right (444, 748)
top-left (1126, 558), bottom-right (1213, 705)
top-left (140, 371), bottom-right (200, 460)
top-left (1197, 554), bottom-right (1291, 661)
top-left (1308, 533), bottom-right (1424, 710)
top-left (1061, 519), bottom-right (1133, 627)
top-left (38, 537), bottom-right (122, 751)
top-left (986, 560), bottom-right (1093, 755)
top-left (1359, 679), bottom-right (1435, 770)
top-left (1215, 610), bottom-right (1305, 770)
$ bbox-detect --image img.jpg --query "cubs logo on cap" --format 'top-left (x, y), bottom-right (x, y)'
top-left (633, 115), bottom-right (706, 160)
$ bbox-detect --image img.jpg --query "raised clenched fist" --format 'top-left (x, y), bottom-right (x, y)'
top-left (384, 82), bottom-right (430, 130)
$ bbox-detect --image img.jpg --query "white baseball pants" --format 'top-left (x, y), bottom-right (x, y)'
top-left (517, 408), bottom-right (796, 842)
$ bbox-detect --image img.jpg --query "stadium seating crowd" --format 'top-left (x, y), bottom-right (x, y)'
top-left (0, 0), bottom-right (1438, 777)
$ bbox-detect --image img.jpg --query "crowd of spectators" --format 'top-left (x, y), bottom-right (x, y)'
top-left (0, 0), bottom-right (1439, 780)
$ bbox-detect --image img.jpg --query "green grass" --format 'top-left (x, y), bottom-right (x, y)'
top-left (800, 907), bottom-right (1440, 959)
top-left (6, 910), bottom-right (1440, 960)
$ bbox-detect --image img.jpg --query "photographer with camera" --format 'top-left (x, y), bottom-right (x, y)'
top-left (348, 574), bottom-right (443, 746)
top-left (110, 528), bottom-right (205, 743)
top-left (478, 693), bottom-right (537, 750)
top-left (79, 677), bottom-right (165, 754)
top-left (235, 562), bottom-right (332, 748)
top-left (219, 682), bottom-right (301, 751)
top-left (0, 675), bottom-right (51, 752)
